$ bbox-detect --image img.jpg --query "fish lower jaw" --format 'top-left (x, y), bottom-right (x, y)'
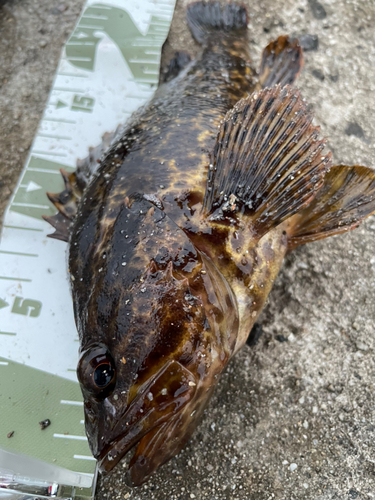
top-left (97, 422), bottom-right (158, 476)
top-left (97, 416), bottom-right (179, 487)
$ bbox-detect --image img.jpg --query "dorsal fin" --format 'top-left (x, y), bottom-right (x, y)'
top-left (287, 165), bottom-right (375, 249)
top-left (203, 85), bottom-right (331, 239)
top-left (42, 212), bottom-right (71, 242)
top-left (43, 169), bottom-right (81, 241)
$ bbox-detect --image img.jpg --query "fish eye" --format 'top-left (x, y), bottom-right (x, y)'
top-left (77, 344), bottom-right (116, 399)
top-left (93, 362), bottom-right (115, 388)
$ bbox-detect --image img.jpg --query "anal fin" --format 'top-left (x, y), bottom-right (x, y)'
top-left (287, 165), bottom-right (375, 249)
top-left (203, 85), bottom-right (331, 240)
top-left (258, 35), bottom-right (303, 89)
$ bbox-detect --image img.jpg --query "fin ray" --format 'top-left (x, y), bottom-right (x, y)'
top-left (44, 169), bottom-right (82, 241)
top-left (42, 213), bottom-right (71, 242)
top-left (287, 165), bottom-right (375, 249)
top-left (258, 36), bottom-right (303, 88)
top-left (204, 85), bottom-right (331, 239)
top-left (186, 1), bottom-right (248, 45)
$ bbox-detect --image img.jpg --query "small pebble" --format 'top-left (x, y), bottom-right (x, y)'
top-left (290, 463), bottom-right (297, 472)
top-left (356, 341), bottom-right (368, 351)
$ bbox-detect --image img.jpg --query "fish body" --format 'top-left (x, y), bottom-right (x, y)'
top-left (70, 6), bottom-right (264, 481)
top-left (44, 1), bottom-right (375, 487)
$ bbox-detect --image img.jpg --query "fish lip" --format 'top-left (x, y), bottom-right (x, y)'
top-left (97, 420), bottom-right (166, 474)
top-left (96, 360), bottom-right (197, 475)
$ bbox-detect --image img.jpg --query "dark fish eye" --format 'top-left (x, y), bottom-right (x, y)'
top-left (77, 344), bottom-right (116, 399)
top-left (93, 362), bottom-right (115, 388)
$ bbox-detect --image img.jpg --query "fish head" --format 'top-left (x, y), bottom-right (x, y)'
top-left (72, 195), bottom-right (238, 485)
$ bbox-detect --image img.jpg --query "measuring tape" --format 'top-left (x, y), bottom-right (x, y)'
top-left (0, 0), bottom-right (175, 486)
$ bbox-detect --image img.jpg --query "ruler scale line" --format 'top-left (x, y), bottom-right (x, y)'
top-left (54, 434), bottom-right (88, 441)
top-left (3, 225), bottom-right (43, 232)
top-left (0, 250), bottom-right (38, 257)
top-left (0, 276), bottom-right (32, 282)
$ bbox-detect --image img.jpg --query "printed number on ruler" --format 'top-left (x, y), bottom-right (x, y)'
top-left (0, 297), bottom-right (42, 317)
top-left (72, 95), bottom-right (95, 113)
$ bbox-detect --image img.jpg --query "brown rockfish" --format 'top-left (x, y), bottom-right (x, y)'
top-left (44, 0), bottom-right (375, 487)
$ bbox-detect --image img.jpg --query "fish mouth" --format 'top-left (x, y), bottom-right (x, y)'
top-left (97, 421), bottom-right (168, 475)
top-left (97, 360), bottom-right (197, 483)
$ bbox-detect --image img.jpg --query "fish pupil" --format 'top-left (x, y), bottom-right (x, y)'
top-left (94, 363), bottom-right (114, 388)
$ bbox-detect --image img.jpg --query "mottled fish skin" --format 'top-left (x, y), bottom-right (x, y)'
top-left (68, 10), bottom-right (286, 486)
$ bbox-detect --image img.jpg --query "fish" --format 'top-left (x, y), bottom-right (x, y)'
top-left (43, 0), bottom-right (375, 487)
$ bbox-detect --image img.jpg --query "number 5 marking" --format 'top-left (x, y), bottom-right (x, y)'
top-left (11, 297), bottom-right (42, 318)
top-left (71, 95), bottom-right (95, 113)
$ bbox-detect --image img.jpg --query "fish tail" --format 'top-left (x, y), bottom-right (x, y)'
top-left (286, 165), bottom-right (375, 250)
top-left (186, 1), bottom-right (248, 45)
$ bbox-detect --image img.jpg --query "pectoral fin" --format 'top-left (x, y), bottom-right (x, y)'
top-left (287, 165), bottom-right (375, 250)
top-left (258, 35), bottom-right (303, 89)
top-left (203, 85), bottom-right (331, 240)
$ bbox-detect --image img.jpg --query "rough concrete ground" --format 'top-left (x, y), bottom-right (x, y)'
top-left (1, 0), bottom-right (375, 499)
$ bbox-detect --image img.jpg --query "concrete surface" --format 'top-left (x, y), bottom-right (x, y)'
top-left (1, 0), bottom-right (375, 499)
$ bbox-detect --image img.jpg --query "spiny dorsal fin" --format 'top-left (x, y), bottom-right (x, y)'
top-left (287, 165), bottom-right (375, 250)
top-left (44, 169), bottom-right (81, 241)
top-left (42, 212), bottom-right (71, 242)
top-left (203, 85), bottom-right (331, 239)
top-left (258, 35), bottom-right (303, 89)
